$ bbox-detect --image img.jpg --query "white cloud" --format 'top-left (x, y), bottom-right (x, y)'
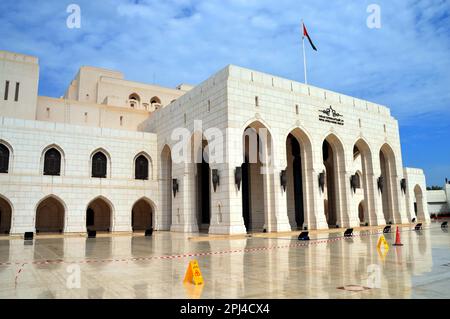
top-left (0, 0), bottom-right (448, 123)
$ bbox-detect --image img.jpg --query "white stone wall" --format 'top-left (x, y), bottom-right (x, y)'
top-left (144, 64), bottom-right (412, 234)
top-left (0, 49), bottom-right (425, 235)
top-left (0, 51), bottom-right (39, 120)
top-left (0, 117), bottom-right (158, 234)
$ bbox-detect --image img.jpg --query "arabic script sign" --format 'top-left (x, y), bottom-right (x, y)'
top-left (319, 106), bottom-right (344, 126)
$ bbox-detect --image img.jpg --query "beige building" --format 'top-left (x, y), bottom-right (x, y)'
top-left (0, 49), bottom-right (430, 235)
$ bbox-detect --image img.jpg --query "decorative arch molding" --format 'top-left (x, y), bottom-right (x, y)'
top-left (89, 147), bottom-right (112, 178)
top-left (131, 197), bottom-right (156, 231)
top-left (34, 194), bottom-right (67, 233)
top-left (378, 142), bottom-right (400, 224)
top-left (159, 144), bottom-right (173, 230)
top-left (0, 194), bottom-right (14, 233)
top-left (133, 151), bottom-right (153, 180)
top-left (413, 184), bottom-right (426, 221)
top-left (0, 139), bottom-right (13, 174)
top-left (128, 93), bottom-right (141, 109)
top-left (40, 144), bottom-right (66, 176)
top-left (321, 132), bottom-right (349, 227)
top-left (150, 96), bottom-right (161, 105)
top-left (320, 131), bottom-right (348, 162)
top-left (86, 195), bottom-right (115, 232)
top-left (284, 126), bottom-right (314, 164)
top-left (132, 196), bottom-right (157, 212)
top-left (241, 117), bottom-right (274, 136)
top-left (241, 119), bottom-right (274, 167)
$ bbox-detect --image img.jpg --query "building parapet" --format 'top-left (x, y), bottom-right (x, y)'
top-left (0, 116), bottom-right (156, 141)
top-left (0, 50), bottom-right (38, 64)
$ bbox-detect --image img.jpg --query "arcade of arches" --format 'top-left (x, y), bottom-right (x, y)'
top-left (0, 136), bottom-right (428, 236)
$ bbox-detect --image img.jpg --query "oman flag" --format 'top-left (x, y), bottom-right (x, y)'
top-left (302, 23), bottom-right (317, 51)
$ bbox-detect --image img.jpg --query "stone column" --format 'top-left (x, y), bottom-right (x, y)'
top-left (170, 162), bottom-right (199, 233)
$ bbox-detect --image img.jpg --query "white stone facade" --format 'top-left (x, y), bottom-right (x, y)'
top-left (0, 50), bottom-right (430, 235)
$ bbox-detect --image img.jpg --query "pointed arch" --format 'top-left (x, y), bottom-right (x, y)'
top-left (241, 119), bottom-right (274, 232)
top-left (40, 144), bottom-right (65, 176)
top-left (353, 137), bottom-right (378, 225)
top-left (35, 194), bottom-right (67, 233)
top-left (131, 197), bottom-right (156, 231)
top-left (160, 144), bottom-right (172, 230)
top-left (86, 196), bottom-right (114, 232)
top-left (0, 139), bottom-right (13, 174)
top-left (413, 184), bottom-right (425, 221)
top-left (189, 132), bottom-right (211, 231)
top-left (134, 151), bottom-right (153, 180)
top-left (150, 96), bottom-right (161, 105)
top-left (285, 127), bottom-right (314, 230)
top-left (379, 143), bottom-right (399, 223)
top-left (322, 133), bottom-right (348, 227)
top-left (90, 148), bottom-right (111, 178)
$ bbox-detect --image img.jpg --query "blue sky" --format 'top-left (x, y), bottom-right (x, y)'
top-left (0, 0), bottom-right (449, 186)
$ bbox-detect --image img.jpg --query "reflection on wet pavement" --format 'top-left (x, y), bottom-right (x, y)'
top-left (0, 222), bottom-right (449, 299)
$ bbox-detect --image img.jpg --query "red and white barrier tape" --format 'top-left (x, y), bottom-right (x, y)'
top-left (0, 226), bottom-right (426, 268)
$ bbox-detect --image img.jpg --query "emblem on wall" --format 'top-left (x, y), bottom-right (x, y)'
top-left (319, 105), bottom-right (344, 126)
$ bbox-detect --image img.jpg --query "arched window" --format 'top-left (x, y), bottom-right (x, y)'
top-left (129, 93), bottom-right (140, 108)
top-left (92, 152), bottom-right (107, 178)
top-left (135, 155), bottom-right (149, 180)
top-left (0, 144), bottom-right (9, 173)
top-left (43, 148), bottom-right (61, 176)
top-left (150, 96), bottom-right (161, 105)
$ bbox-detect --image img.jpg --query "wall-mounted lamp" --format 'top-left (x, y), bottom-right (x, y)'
top-left (318, 171), bottom-right (325, 192)
top-left (400, 178), bottom-right (406, 194)
top-left (280, 170), bottom-right (287, 192)
top-left (172, 178), bottom-right (179, 197)
top-left (377, 175), bottom-right (384, 193)
top-left (235, 167), bottom-right (242, 190)
top-left (212, 169), bottom-right (220, 192)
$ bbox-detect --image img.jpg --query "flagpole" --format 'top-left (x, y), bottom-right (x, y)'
top-left (301, 21), bottom-right (308, 84)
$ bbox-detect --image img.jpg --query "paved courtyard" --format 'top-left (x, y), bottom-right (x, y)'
top-left (0, 221), bottom-right (449, 299)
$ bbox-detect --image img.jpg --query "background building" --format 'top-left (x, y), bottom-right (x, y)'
top-left (427, 180), bottom-right (450, 216)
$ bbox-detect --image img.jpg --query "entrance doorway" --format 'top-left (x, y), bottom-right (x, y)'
top-left (132, 199), bottom-right (153, 231)
top-left (35, 196), bottom-right (65, 233)
top-left (86, 197), bottom-right (112, 232)
top-left (0, 196), bottom-right (12, 234)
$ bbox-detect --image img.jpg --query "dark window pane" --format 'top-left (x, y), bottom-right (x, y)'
top-left (135, 155), bottom-right (149, 180)
top-left (0, 144), bottom-right (10, 173)
top-left (14, 82), bottom-right (19, 102)
top-left (92, 152), bottom-right (107, 178)
top-left (4, 81), bottom-right (9, 100)
top-left (43, 148), bottom-right (61, 176)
